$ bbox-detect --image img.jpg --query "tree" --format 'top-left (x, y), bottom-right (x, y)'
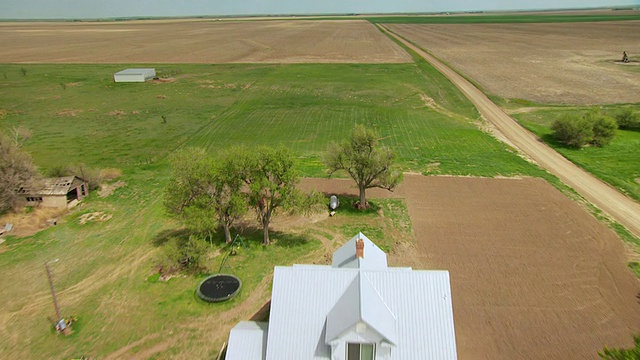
top-left (241, 145), bottom-right (302, 245)
top-left (164, 147), bottom-right (247, 244)
top-left (551, 114), bottom-right (593, 148)
top-left (324, 125), bottom-right (403, 209)
top-left (214, 149), bottom-right (249, 243)
top-left (0, 132), bottom-right (38, 214)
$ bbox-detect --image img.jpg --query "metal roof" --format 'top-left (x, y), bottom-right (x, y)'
top-left (114, 68), bottom-right (156, 76)
top-left (332, 232), bottom-right (388, 270)
top-left (226, 234), bottom-right (458, 360)
top-left (265, 267), bottom-right (457, 359)
top-left (18, 176), bottom-right (84, 196)
top-left (227, 321), bottom-right (268, 360)
top-left (325, 272), bottom-right (398, 345)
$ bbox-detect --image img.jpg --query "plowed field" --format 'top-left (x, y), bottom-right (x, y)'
top-left (0, 20), bottom-right (411, 64)
top-left (388, 21), bottom-right (640, 104)
top-left (300, 175), bottom-right (640, 360)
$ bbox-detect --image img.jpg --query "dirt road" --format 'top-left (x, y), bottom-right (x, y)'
top-left (381, 25), bottom-right (640, 239)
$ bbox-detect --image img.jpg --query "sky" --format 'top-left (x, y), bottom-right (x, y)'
top-left (0, 0), bottom-right (638, 19)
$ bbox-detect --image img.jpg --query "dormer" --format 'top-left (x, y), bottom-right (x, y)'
top-left (325, 273), bottom-right (397, 360)
top-left (332, 233), bottom-right (388, 270)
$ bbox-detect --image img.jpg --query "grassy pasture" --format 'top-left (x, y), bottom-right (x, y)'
top-left (511, 105), bottom-right (640, 201)
top-left (0, 63), bottom-right (541, 177)
top-left (0, 61), bottom-right (550, 358)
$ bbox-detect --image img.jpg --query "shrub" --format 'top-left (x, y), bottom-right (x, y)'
top-left (615, 109), bottom-right (640, 131)
top-left (552, 111), bottom-right (617, 148)
top-left (158, 235), bottom-right (209, 275)
top-left (590, 113), bottom-right (617, 147)
top-left (551, 114), bottom-right (593, 148)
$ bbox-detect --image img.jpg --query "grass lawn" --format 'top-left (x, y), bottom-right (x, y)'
top-left (510, 105), bottom-right (640, 202)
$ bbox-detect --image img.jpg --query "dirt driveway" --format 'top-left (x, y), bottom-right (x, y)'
top-left (381, 25), bottom-right (640, 240)
top-left (301, 175), bottom-right (640, 359)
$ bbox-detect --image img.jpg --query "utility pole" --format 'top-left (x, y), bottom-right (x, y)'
top-left (45, 259), bottom-right (62, 324)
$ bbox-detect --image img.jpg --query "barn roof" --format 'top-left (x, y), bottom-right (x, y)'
top-left (19, 176), bottom-right (85, 196)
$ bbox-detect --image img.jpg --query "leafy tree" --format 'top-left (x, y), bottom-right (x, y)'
top-left (599, 335), bottom-right (640, 359)
top-left (614, 108), bottom-right (640, 131)
top-left (241, 145), bottom-right (303, 245)
top-left (551, 114), bottom-right (594, 148)
top-left (324, 125), bottom-right (403, 209)
top-left (0, 132), bottom-right (38, 214)
top-left (164, 147), bottom-right (247, 244)
top-left (214, 149), bottom-right (249, 243)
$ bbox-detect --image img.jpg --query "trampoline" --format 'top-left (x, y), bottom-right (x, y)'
top-left (196, 274), bottom-right (242, 302)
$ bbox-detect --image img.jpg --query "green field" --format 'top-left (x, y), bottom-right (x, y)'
top-left (511, 105), bottom-right (640, 202)
top-left (0, 63), bottom-right (542, 178)
top-left (0, 60), bottom-right (551, 358)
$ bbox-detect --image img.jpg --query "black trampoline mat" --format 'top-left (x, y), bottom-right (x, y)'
top-left (198, 274), bottom-right (241, 301)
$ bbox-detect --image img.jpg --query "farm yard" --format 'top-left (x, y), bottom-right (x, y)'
top-left (388, 21), bottom-right (640, 104)
top-left (0, 13), bottom-right (639, 359)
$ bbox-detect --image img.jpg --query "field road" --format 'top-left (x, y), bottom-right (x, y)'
top-left (380, 25), bottom-right (640, 239)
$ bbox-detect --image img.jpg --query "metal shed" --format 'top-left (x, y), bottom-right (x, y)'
top-left (113, 68), bottom-right (156, 83)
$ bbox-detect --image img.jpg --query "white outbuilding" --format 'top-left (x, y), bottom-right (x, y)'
top-left (113, 68), bottom-right (156, 83)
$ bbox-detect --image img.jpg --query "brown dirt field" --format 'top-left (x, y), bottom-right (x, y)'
top-left (300, 175), bottom-right (640, 360)
top-left (382, 24), bottom-right (640, 239)
top-left (388, 21), bottom-right (640, 104)
top-left (0, 20), bottom-right (411, 64)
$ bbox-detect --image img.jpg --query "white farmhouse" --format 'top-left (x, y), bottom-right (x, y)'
top-left (226, 233), bottom-right (458, 360)
top-left (113, 68), bottom-right (156, 82)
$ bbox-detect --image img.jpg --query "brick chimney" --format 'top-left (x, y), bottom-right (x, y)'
top-left (356, 238), bottom-right (364, 259)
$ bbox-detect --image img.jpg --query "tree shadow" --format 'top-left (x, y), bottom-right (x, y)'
top-left (271, 230), bottom-right (311, 248)
top-left (538, 133), bottom-right (582, 151)
top-left (330, 194), bottom-right (381, 215)
top-left (150, 228), bottom-right (191, 247)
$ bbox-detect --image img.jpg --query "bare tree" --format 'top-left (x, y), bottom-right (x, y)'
top-left (0, 133), bottom-right (38, 213)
